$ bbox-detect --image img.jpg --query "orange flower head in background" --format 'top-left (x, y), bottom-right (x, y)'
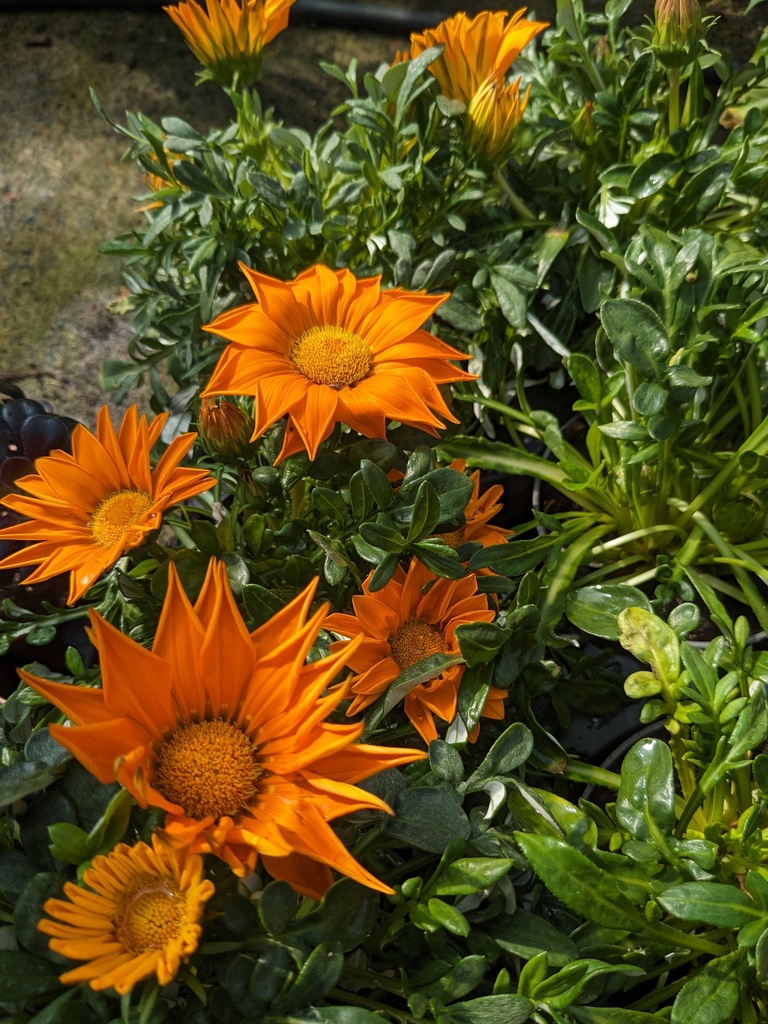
top-left (201, 263), bottom-right (475, 464)
top-left (38, 835), bottom-right (214, 995)
top-left (441, 458), bottom-right (514, 550)
top-left (409, 9), bottom-right (548, 106)
top-left (324, 558), bottom-right (507, 746)
top-left (22, 560), bottom-right (426, 900)
top-left (164, 0), bottom-right (296, 87)
top-left (0, 406), bottom-right (214, 605)
top-left (465, 70), bottom-right (531, 165)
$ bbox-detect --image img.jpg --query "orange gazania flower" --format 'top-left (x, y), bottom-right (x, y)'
top-left (164, 0), bottom-right (296, 87)
top-left (442, 458), bottom-right (513, 549)
top-left (408, 9), bottom-right (548, 106)
top-left (0, 406), bottom-right (214, 605)
top-left (38, 835), bottom-right (214, 995)
top-left (465, 70), bottom-right (531, 165)
top-left (201, 264), bottom-right (474, 464)
top-left (22, 561), bottom-right (426, 900)
top-left (324, 559), bottom-right (506, 746)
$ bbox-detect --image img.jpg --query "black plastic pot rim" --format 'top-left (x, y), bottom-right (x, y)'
top-left (3, 0), bottom-right (449, 33)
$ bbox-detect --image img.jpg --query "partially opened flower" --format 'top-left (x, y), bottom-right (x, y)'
top-left (22, 560), bottom-right (425, 900)
top-left (164, 0), bottom-right (296, 87)
top-left (441, 458), bottom-right (514, 549)
top-left (202, 264), bottom-right (474, 463)
top-left (38, 835), bottom-right (214, 995)
top-left (324, 559), bottom-right (506, 745)
top-left (464, 70), bottom-right (531, 165)
top-left (0, 406), bottom-right (214, 605)
top-left (409, 9), bottom-right (548, 105)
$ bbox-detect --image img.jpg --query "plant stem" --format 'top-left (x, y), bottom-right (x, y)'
top-left (561, 759), bottom-right (621, 789)
top-left (668, 67), bottom-right (681, 134)
top-left (493, 168), bottom-right (538, 221)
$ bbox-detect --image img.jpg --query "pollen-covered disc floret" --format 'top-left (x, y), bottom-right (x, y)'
top-left (201, 263), bottom-right (475, 463)
top-left (22, 559), bottom-right (426, 900)
top-left (325, 557), bottom-right (507, 745)
top-left (37, 835), bottom-right (214, 995)
top-left (90, 490), bottom-right (155, 549)
top-left (154, 719), bottom-right (262, 819)
top-left (389, 619), bottom-right (448, 670)
top-left (0, 405), bottom-right (214, 604)
top-left (292, 325), bottom-right (372, 388)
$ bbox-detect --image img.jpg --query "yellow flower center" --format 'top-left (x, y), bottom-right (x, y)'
top-left (116, 879), bottom-right (186, 954)
top-left (90, 489), bottom-right (155, 549)
top-left (154, 719), bottom-right (261, 820)
top-left (291, 325), bottom-right (372, 389)
top-left (389, 619), bottom-right (448, 670)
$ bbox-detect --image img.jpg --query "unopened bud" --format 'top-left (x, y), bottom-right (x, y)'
top-left (198, 397), bottom-right (254, 461)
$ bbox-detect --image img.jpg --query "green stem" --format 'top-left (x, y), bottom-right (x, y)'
top-left (492, 168), bottom-right (538, 221)
top-left (668, 67), bottom-right (681, 134)
top-left (561, 759), bottom-right (621, 790)
top-left (328, 988), bottom-right (420, 1024)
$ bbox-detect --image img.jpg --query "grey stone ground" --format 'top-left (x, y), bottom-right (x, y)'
top-left (0, 1), bottom-right (762, 426)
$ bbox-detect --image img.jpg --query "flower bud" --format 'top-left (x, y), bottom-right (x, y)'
top-left (653, 0), bottom-right (702, 53)
top-left (198, 397), bottom-right (254, 461)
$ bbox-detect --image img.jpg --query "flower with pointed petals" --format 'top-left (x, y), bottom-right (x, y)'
top-left (22, 560), bottom-right (425, 899)
top-left (324, 559), bottom-right (506, 746)
top-left (201, 264), bottom-right (474, 464)
top-left (164, 0), bottom-right (296, 88)
top-left (0, 406), bottom-right (214, 606)
top-left (441, 458), bottom-right (514, 550)
top-left (38, 835), bottom-right (214, 995)
top-left (408, 9), bottom-right (548, 106)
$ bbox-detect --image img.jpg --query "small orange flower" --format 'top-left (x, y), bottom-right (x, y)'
top-left (409, 9), bottom-right (548, 106)
top-left (465, 70), bottom-right (531, 164)
top-left (38, 835), bottom-right (214, 995)
top-left (201, 264), bottom-right (474, 464)
top-left (441, 459), bottom-right (513, 549)
top-left (164, 0), bottom-right (296, 87)
top-left (324, 559), bottom-right (506, 745)
top-left (22, 560), bottom-right (425, 899)
top-left (0, 406), bottom-right (214, 605)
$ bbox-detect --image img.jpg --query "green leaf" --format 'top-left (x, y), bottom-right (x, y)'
top-left (407, 480), bottom-right (442, 542)
top-left (0, 950), bottom-right (62, 1000)
top-left (616, 739), bottom-right (675, 841)
top-left (600, 299), bottom-right (670, 379)
top-left (628, 153), bottom-right (683, 199)
top-left (15, 872), bottom-right (65, 956)
top-left (464, 722), bottom-right (533, 792)
top-left (432, 856), bottom-right (515, 895)
top-left (565, 585), bottom-right (652, 640)
top-left (388, 785), bottom-right (471, 853)
top-left (426, 897), bottom-right (470, 936)
top-left (572, 1007), bottom-right (669, 1023)
top-left (658, 882), bottom-right (763, 927)
top-left (436, 295), bottom-right (483, 332)
top-left (0, 760), bottom-right (58, 807)
top-left (727, 684), bottom-right (768, 761)
top-left (514, 834), bottom-right (646, 931)
top-left (258, 880), bottom-right (297, 935)
top-left (360, 459), bottom-right (394, 510)
top-left (455, 621), bottom-right (512, 667)
top-left (429, 739), bottom-right (464, 786)
top-left (670, 950), bottom-right (741, 1024)
top-left (485, 907), bottom-right (578, 966)
top-left (272, 943), bottom-right (344, 1014)
top-left (618, 607), bottom-right (680, 684)
top-left (442, 994), bottom-right (534, 1024)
